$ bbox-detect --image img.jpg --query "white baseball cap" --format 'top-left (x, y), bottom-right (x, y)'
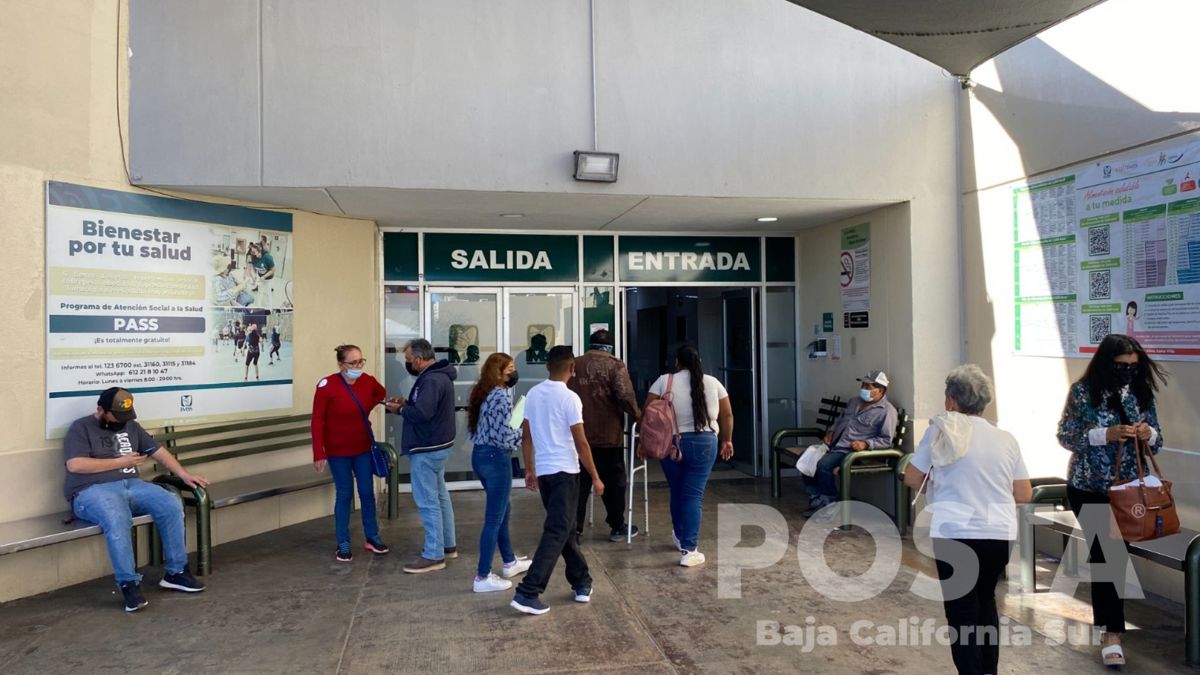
top-left (859, 370), bottom-right (889, 388)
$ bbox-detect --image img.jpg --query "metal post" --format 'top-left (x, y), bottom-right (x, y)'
top-left (839, 456), bottom-right (852, 531)
top-left (193, 488), bottom-right (212, 576)
top-left (1186, 535), bottom-right (1200, 666)
top-left (1019, 503), bottom-right (1036, 593)
top-left (771, 446), bottom-right (781, 498)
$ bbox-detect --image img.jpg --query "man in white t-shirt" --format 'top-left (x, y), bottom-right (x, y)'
top-left (511, 346), bottom-right (605, 616)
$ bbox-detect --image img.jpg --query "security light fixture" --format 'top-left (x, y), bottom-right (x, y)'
top-left (573, 151), bottom-right (619, 182)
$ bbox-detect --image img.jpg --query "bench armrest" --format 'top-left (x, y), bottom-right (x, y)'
top-left (153, 474), bottom-right (210, 509)
top-left (770, 427), bottom-right (827, 449)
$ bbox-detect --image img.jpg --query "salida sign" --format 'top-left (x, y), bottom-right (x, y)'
top-left (423, 233), bottom-right (579, 282)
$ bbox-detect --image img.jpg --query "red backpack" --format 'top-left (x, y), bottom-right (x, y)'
top-left (638, 373), bottom-right (681, 461)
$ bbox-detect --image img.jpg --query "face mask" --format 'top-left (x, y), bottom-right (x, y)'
top-left (1113, 364), bottom-right (1136, 387)
top-left (859, 388), bottom-right (874, 402)
top-left (100, 417), bottom-right (126, 432)
top-left (505, 371), bottom-right (519, 388)
top-left (405, 362), bottom-right (420, 377)
top-left (345, 368), bottom-right (363, 379)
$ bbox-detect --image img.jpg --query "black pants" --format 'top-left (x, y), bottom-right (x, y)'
top-left (515, 472), bottom-right (591, 598)
top-left (1067, 485), bottom-right (1126, 633)
top-left (576, 446), bottom-right (628, 532)
top-left (933, 538), bottom-right (1012, 675)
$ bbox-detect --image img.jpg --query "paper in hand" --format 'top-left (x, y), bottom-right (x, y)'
top-left (509, 396), bottom-right (526, 429)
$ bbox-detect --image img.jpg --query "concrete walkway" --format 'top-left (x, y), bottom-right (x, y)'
top-left (0, 479), bottom-right (1187, 674)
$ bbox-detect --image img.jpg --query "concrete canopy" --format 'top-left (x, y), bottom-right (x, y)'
top-left (786, 0), bottom-right (1106, 76)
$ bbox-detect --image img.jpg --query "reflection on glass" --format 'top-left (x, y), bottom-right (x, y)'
top-left (384, 286), bottom-right (421, 476)
top-left (765, 287), bottom-right (798, 468)
top-left (429, 292), bottom-right (500, 478)
top-left (584, 286), bottom-right (617, 349)
top-left (510, 292), bottom-right (575, 401)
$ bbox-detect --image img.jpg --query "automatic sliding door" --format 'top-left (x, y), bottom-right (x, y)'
top-left (722, 288), bottom-right (758, 474)
top-left (507, 290), bottom-right (575, 400)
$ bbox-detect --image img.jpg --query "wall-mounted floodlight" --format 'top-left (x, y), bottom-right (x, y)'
top-left (573, 151), bottom-right (619, 182)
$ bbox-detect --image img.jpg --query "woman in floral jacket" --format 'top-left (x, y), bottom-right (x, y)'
top-left (466, 353), bottom-right (531, 593)
top-left (1057, 333), bottom-right (1167, 668)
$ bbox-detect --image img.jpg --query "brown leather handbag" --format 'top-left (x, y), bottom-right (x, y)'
top-left (1108, 436), bottom-right (1180, 541)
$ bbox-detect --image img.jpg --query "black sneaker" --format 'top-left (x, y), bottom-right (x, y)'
top-left (336, 544), bottom-right (353, 563)
top-left (609, 524), bottom-right (639, 542)
top-left (365, 538), bottom-right (390, 555)
top-left (510, 592), bottom-right (550, 615)
top-left (120, 581), bottom-right (148, 612)
top-left (159, 569), bottom-right (206, 593)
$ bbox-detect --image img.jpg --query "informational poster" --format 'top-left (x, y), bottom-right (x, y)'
top-left (45, 182), bottom-right (295, 436)
top-left (840, 223), bottom-right (871, 312)
top-left (1014, 136), bottom-right (1200, 359)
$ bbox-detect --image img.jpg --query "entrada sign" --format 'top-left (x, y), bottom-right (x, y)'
top-left (619, 236), bottom-right (761, 282)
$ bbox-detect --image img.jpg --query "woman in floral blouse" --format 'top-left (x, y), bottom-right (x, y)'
top-left (1057, 333), bottom-right (1167, 668)
top-left (466, 353), bottom-right (531, 593)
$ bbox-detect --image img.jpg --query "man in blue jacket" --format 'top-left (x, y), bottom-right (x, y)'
top-left (387, 338), bottom-right (459, 573)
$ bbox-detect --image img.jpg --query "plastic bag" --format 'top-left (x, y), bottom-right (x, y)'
top-left (795, 442), bottom-right (828, 476)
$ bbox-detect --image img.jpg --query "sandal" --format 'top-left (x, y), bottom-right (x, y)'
top-left (1101, 643), bottom-right (1125, 669)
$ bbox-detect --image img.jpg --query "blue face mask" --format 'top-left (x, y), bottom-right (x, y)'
top-left (860, 388), bottom-right (874, 402)
top-left (345, 368), bottom-right (363, 379)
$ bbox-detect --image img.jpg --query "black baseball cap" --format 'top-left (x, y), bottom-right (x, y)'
top-left (97, 387), bottom-right (137, 422)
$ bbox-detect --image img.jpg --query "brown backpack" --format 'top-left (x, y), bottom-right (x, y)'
top-left (638, 373), bottom-right (681, 461)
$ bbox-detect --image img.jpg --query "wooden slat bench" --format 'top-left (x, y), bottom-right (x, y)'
top-left (1018, 503), bottom-right (1200, 667)
top-left (771, 398), bottom-right (910, 530)
top-left (150, 414), bottom-right (400, 576)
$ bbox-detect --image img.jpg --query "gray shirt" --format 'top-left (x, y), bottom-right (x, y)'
top-left (828, 396), bottom-right (898, 452)
top-left (62, 415), bottom-right (158, 502)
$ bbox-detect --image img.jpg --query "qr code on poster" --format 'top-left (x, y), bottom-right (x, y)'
top-left (1089, 315), bottom-right (1111, 344)
top-left (1088, 226), bottom-right (1110, 256)
top-left (1089, 270), bottom-right (1111, 300)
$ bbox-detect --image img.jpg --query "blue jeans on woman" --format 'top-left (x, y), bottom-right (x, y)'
top-left (327, 452), bottom-right (380, 547)
top-left (472, 443), bottom-right (516, 577)
top-left (660, 431), bottom-right (718, 551)
top-left (72, 479), bottom-right (188, 586)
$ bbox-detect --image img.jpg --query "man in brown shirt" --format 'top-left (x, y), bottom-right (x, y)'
top-left (567, 329), bottom-right (641, 541)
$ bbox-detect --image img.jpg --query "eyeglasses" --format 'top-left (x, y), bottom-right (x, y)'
top-left (342, 359), bottom-right (367, 368)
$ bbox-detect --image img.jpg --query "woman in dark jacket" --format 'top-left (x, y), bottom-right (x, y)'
top-left (1057, 333), bottom-right (1167, 669)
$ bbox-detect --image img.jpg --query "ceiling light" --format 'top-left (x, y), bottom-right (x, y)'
top-left (573, 151), bottom-right (619, 182)
top-left (500, 213), bottom-right (524, 218)
top-left (757, 217), bottom-right (779, 223)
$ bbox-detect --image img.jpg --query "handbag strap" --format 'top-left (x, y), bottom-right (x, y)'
top-left (663, 372), bottom-right (675, 401)
top-left (338, 375), bottom-right (375, 440)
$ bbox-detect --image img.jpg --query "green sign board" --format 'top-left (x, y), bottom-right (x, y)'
top-left (822, 312), bottom-right (834, 332)
top-left (618, 236), bottom-right (760, 283)
top-left (383, 232), bottom-right (419, 280)
top-left (422, 233), bottom-right (579, 282)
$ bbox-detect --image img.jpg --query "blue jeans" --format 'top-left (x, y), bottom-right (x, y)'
top-left (410, 448), bottom-right (456, 560)
top-left (802, 450), bottom-right (848, 503)
top-left (472, 444), bottom-right (515, 577)
top-left (660, 432), bottom-right (718, 551)
top-left (327, 452), bottom-right (380, 547)
top-left (72, 479), bottom-right (188, 586)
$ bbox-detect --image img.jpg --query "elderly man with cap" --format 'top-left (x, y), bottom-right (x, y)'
top-left (63, 387), bottom-right (210, 612)
top-left (801, 370), bottom-right (898, 521)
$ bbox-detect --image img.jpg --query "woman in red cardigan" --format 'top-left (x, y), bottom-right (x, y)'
top-left (312, 344), bottom-right (389, 562)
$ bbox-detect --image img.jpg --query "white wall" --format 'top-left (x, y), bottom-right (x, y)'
top-left (963, 0), bottom-right (1200, 602)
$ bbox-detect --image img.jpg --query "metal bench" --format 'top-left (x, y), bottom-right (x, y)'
top-left (0, 511), bottom-right (157, 559)
top-left (771, 399), bottom-right (910, 529)
top-left (1018, 498), bottom-right (1200, 666)
top-left (151, 414), bottom-right (400, 576)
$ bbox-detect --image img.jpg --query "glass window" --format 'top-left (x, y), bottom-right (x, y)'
top-left (383, 285), bottom-right (422, 470)
top-left (509, 291), bottom-right (575, 401)
top-left (765, 287), bottom-right (798, 461)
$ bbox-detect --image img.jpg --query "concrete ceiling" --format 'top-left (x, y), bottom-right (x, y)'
top-left (175, 186), bottom-right (896, 233)
top-left (787, 0), bottom-right (1106, 76)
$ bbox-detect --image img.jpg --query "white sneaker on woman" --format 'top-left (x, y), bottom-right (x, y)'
top-left (679, 550), bottom-right (706, 567)
top-left (501, 556), bottom-right (532, 578)
top-left (473, 573), bottom-right (513, 593)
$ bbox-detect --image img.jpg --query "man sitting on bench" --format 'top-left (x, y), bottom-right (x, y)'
top-left (64, 387), bottom-right (210, 612)
top-left (802, 370), bottom-right (898, 520)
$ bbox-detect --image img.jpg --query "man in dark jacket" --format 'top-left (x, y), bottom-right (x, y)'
top-left (567, 329), bottom-right (641, 541)
top-left (388, 338), bottom-right (458, 573)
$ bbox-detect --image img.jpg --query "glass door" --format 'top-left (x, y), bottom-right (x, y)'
top-left (424, 288), bottom-right (502, 482)
top-left (506, 289), bottom-right (577, 401)
top-left (721, 288), bottom-right (759, 474)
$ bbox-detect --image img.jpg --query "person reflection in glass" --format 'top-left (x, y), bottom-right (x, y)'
top-left (525, 333), bottom-right (549, 365)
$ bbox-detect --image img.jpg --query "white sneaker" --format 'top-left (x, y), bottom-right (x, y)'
top-left (501, 556), bottom-right (532, 579)
top-left (473, 573), bottom-right (513, 593)
top-left (680, 550), bottom-right (706, 567)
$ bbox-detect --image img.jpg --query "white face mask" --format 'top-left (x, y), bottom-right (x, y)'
top-left (860, 388), bottom-right (874, 402)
